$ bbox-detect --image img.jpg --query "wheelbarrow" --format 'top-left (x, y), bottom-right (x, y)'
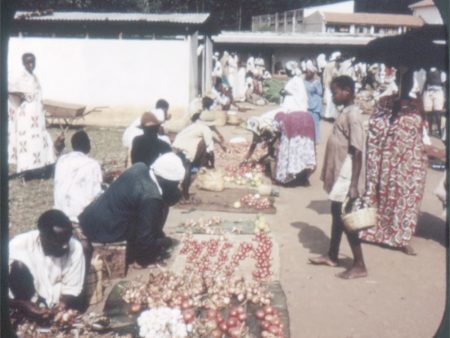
top-left (43, 99), bottom-right (107, 132)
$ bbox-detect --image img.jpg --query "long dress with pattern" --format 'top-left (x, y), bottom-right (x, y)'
top-left (359, 96), bottom-right (428, 248)
top-left (8, 70), bottom-right (55, 173)
top-left (273, 111), bottom-right (316, 184)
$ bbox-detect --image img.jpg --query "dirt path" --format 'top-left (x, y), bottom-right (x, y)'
top-left (8, 105), bottom-right (447, 338)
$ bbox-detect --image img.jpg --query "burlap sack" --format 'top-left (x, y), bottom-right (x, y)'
top-left (196, 168), bottom-right (225, 192)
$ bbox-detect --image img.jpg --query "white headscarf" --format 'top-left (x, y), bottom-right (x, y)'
top-left (151, 153), bottom-right (185, 181)
top-left (329, 51), bottom-right (341, 62)
top-left (305, 60), bottom-right (317, 73)
top-left (285, 61), bottom-right (298, 72)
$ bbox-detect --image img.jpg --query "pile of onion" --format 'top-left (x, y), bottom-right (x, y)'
top-left (240, 194), bottom-right (272, 210)
top-left (255, 305), bottom-right (285, 338)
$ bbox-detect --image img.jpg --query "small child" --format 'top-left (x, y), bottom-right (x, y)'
top-left (309, 75), bottom-right (368, 279)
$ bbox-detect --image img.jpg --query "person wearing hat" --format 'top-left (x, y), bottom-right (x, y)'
top-left (172, 108), bottom-right (226, 200)
top-left (78, 153), bottom-right (185, 267)
top-left (122, 99), bottom-right (172, 166)
top-left (131, 111), bottom-right (172, 167)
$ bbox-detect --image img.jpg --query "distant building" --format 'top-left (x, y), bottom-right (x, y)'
top-left (252, 0), bottom-right (354, 33)
top-left (302, 11), bottom-right (423, 35)
top-left (409, 0), bottom-right (443, 25)
top-left (213, 31), bottom-right (373, 73)
top-left (10, 11), bottom-right (215, 109)
top-left (252, 0), bottom-right (424, 35)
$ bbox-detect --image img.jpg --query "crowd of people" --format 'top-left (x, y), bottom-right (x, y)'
top-left (7, 48), bottom-right (447, 321)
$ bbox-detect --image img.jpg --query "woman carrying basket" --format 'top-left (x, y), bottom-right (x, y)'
top-left (309, 76), bottom-right (368, 279)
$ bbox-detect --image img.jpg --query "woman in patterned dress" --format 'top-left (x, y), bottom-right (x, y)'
top-left (359, 70), bottom-right (428, 255)
top-left (8, 53), bottom-right (56, 179)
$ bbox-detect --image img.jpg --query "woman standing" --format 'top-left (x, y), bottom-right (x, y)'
top-left (272, 111), bottom-right (316, 185)
top-left (359, 70), bottom-right (428, 255)
top-left (304, 61), bottom-right (323, 142)
top-left (8, 53), bottom-right (55, 179)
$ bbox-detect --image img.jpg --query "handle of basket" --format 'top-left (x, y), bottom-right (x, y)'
top-left (341, 197), bottom-right (351, 215)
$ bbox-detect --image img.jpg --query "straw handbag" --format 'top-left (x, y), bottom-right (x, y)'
top-left (341, 197), bottom-right (378, 232)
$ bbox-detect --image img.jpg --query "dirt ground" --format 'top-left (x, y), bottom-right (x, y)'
top-left (8, 104), bottom-right (447, 338)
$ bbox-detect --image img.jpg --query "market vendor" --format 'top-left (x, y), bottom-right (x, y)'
top-left (131, 111), bottom-right (172, 166)
top-left (244, 114), bottom-right (279, 171)
top-left (9, 210), bottom-right (86, 319)
top-left (78, 152), bottom-right (185, 267)
top-left (172, 108), bottom-right (226, 200)
top-left (54, 130), bottom-right (103, 223)
top-left (122, 99), bottom-right (171, 167)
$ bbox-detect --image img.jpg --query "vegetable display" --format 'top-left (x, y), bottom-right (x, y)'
top-left (238, 194), bottom-right (272, 210)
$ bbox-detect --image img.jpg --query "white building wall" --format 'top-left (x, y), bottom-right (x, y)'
top-left (301, 11), bottom-right (325, 33)
top-left (303, 1), bottom-right (354, 17)
top-left (412, 7), bottom-right (443, 25)
top-left (8, 37), bottom-right (191, 108)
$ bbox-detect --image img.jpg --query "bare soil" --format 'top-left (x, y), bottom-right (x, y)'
top-left (8, 105), bottom-right (447, 338)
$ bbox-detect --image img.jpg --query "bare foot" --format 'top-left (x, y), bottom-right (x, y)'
top-left (308, 256), bottom-right (338, 267)
top-left (335, 266), bottom-right (368, 279)
top-left (401, 244), bottom-right (417, 256)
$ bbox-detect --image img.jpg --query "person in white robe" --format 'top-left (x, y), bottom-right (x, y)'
top-left (322, 52), bottom-right (341, 119)
top-left (227, 52), bottom-right (239, 98)
top-left (8, 53), bottom-right (55, 174)
top-left (54, 131), bottom-right (103, 223)
top-left (280, 61), bottom-right (308, 112)
top-left (9, 210), bottom-right (86, 317)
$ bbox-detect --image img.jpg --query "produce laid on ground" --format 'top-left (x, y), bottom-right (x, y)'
top-left (179, 232), bottom-right (273, 280)
top-left (224, 163), bottom-right (265, 187)
top-left (121, 270), bottom-right (285, 337)
top-left (235, 194), bottom-right (273, 210)
top-left (216, 143), bottom-right (266, 163)
top-left (118, 230), bottom-right (284, 338)
top-left (177, 215), bottom-right (270, 235)
top-left (13, 309), bottom-right (116, 338)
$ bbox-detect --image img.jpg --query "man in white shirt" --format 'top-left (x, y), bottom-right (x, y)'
top-left (9, 210), bottom-right (86, 318)
top-left (54, 131), bottom-right (103, 223)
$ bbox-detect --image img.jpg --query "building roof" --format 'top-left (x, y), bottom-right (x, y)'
top-left (321, 11), bottom-right (424, 27)
top-left (14, 11), bottom-right (210, 25)
top-left (409, 0), bottom-right (435, 9)
top-left (213, 31), bottom-right (374, 46)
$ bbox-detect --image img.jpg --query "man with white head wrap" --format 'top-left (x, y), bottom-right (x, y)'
top-left (79, 153), bottom-right (185, 267)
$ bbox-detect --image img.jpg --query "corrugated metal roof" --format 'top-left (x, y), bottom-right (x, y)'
top-left (213, 31), bottom-right (374, 46)
top-left (409, 0), bottom-right (435, 9)
top-left (321, 12), bottom-right (424, 27)
top-left (14, 11), bottom-right (210, 25)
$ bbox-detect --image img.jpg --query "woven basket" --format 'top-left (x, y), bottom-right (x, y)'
top-left (341, 198), bottom-right (377, 232)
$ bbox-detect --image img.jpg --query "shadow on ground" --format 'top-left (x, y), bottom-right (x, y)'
top-left (291, 221), bottom-right (356, 268)
top-left (306, 200), bottom-right (330, 215)
top-left (415, 212), bottom-right (448, 247)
